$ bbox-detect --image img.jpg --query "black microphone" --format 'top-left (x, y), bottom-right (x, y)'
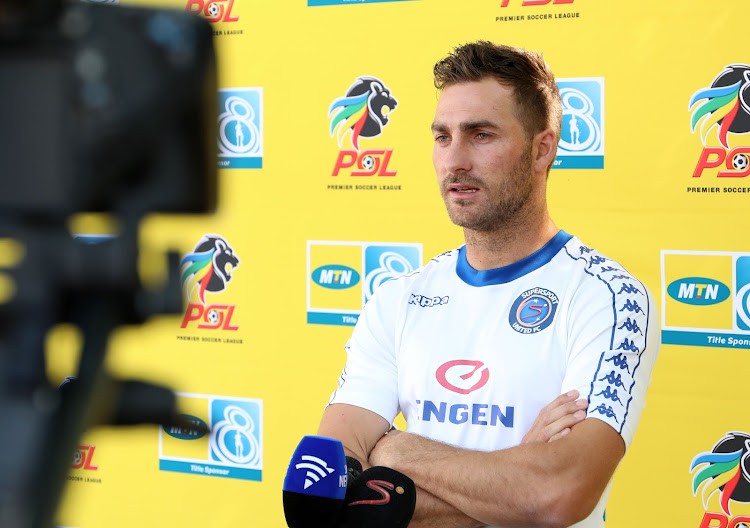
top-left (337, 465), bottom-right (417, 528)
top-left (282, 436), bottom-right (349, 528)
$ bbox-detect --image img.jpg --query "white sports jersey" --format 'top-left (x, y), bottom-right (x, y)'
top-left (328, 231), bottom-right (660, 528)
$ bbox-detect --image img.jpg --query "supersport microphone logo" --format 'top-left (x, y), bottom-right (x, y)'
top-left (348, 480), bottom-right (405, 506)
top-left (436, 360), bottom-right (490, 395)
top-left (295, 455), bottom-right (336, 489)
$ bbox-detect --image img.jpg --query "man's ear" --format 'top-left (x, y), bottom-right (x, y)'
top-left (532, 128), bottom-right (558, 175)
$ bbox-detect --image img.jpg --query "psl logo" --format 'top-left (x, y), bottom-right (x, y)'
top-left (180, 234), bottom-right (240, 330)
top-left (690, 432), bottom-right (750, 528)
top-left (329, 77), bottom-right (398, 177)
top-left (186, 0), bottom-right (239, 22)
top-left (72, 445), bottom-right (98, 470)
top-left (690, 64), bottom-right (750, 178)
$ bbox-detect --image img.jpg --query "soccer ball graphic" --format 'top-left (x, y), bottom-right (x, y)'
top-left (361, 155), bottom-right (375, 171)
top-left (207, 2), bottom-right (221, 17)
top-left (207, 309), bottom-right (220, 324)
top-left (733, 153), bottom-right (749, 171)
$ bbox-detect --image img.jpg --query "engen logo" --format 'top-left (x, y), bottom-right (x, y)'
top-left (418, 360), bottom-right (513, 428)
top-left (436, 360), bottom-right (490, 395)
top-left (185, 0), bottom-right (239, 22)
top-left (329, 77), bottom-right (398, 178)
top-left (690, 432), bottom-right (750, 528)
top-left (667, 277), bottom-right (731, 306)
top-left (690, 64), bottom-right (750, 179)
top-left (180, 234), bottom-right (240, 331)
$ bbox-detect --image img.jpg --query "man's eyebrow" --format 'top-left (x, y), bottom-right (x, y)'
top-left (431, 120), bottom-right (501, 132)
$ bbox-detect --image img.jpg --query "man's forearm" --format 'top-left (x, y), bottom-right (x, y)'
top-left (410, 486), bottom-right (484, 528)
top-left (370, 421), bottom-right (623, 528)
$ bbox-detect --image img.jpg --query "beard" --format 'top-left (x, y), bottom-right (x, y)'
top-left (441, 144), bottom-right (535, 232)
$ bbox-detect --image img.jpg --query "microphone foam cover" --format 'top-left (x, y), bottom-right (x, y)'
top-left (338, 466), bottom-right (417, 528)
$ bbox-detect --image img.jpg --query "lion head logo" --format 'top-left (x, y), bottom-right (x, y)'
top-left (690, 64), bottom-right (750, 148)
top-left (691, 431), bottom-right (750, 516)
top-left (181, 234), bottom-right (240, 305)
top-left (329, 76), bottom-right (398, 151)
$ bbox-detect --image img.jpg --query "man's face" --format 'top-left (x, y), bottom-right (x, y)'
top-left (432, 78), bottom-right (535, 232)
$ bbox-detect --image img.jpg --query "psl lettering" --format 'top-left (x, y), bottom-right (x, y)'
top-left (72, 445), bottom-right (98, 470)
top-left (332, 149), bottom-right (396, 177)
top-left (698, 512), bottom-right (750, 528)
top-left (500, 0), bottom-right (574, 6)
top-left (693, 147), bottom-right (750, 177)
top-left (185, 0), bottom-right (238, 22)
top-left (181, 303), bottom-right (239, 330)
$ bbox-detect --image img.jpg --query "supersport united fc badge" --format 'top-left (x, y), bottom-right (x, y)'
top-left (509, 287), bottom-right (559, 334)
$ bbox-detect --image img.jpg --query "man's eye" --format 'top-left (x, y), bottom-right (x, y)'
top-left (435, 135), bottom-right (449, 142)
top-left (476, 133), bottom-right (490, 140)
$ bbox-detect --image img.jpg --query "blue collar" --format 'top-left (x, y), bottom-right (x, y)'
top-left (456, 230), bottom-right (573, 286)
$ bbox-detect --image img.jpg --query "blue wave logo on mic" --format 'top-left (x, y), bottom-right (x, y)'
top-left (284, 436), bottom-right (347, 498)
top-left (283, 436), bottom-right (348, 528)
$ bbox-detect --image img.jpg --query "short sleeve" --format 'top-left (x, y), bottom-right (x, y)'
top-left (326, 281), bottom-right (402, 424)
top-left (561, 266), bottom-right (660, 449)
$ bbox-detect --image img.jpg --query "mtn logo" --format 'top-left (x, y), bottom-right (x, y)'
top-left (311, 265), bottom-right (360, 290)
top-left (667, 277), bottom-right (730, 306)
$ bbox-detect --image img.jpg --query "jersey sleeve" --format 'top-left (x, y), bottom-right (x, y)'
top-left (561, 262), bottom-right (660, 450)
top-left (326, 280), bottom-right (402, 424)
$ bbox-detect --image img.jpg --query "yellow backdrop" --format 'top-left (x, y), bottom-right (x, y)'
top-left (48, 1), bottom-right (750, 527)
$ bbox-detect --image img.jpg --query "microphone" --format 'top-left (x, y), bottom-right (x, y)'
top-left (282, 435), bottom-right (349, 528)
top-left (338, 465), bottom-right (417, 528)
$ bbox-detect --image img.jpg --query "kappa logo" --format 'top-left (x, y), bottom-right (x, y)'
top-left (329, 77), bottom-right (398, 177)
top-left (690, 432), bottom-right (750, 528)
top-left (180, 234), bottom-right (240, 330)
top-left (509, 287), bottom-right (559, 334)
top-left (408, 294), bottom-right (449, 308)
top-left (435, 360), bottom-right (490, 395)
top-left (690, 64), bottom-right (750, 179)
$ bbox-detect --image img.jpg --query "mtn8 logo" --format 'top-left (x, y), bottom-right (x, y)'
top-left (558, 87), bottom-right (602, 153)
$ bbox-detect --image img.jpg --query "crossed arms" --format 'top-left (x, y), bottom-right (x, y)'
top-left (317, 391), bottom-right (624, 528)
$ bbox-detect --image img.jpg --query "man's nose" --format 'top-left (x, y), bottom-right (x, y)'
top-left (438, 138), bottom-right (472, 174)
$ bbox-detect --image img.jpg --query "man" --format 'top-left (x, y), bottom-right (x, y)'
top-left (318, 41), bottom-right (659, 528)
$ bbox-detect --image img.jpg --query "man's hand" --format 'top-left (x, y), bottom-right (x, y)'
top-left (521, 390), bottom-right (588, 444)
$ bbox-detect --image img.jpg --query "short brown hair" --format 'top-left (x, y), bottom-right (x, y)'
top-left (433, 41), bottom-right (562, 143)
